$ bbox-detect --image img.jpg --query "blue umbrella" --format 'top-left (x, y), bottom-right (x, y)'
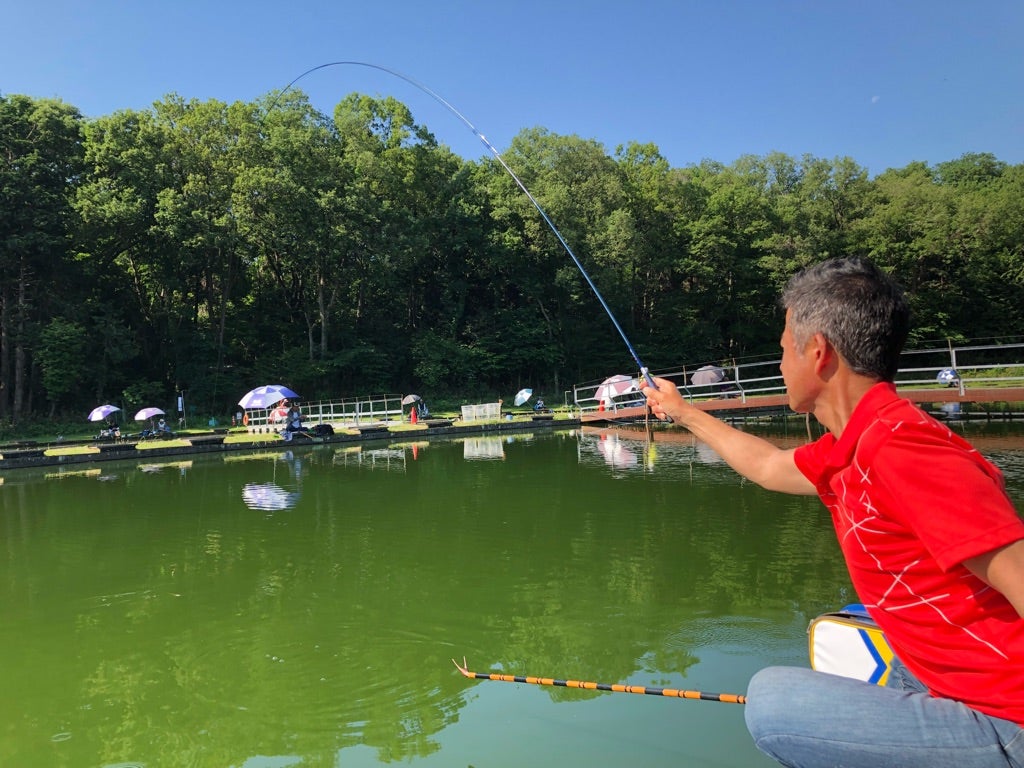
top-left (514, 388), bottom-right (533, 406)
top-left (238, 384), bottom-right (300, 410)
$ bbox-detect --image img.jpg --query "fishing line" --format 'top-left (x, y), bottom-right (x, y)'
top-left (268, 61), bottom-right (657, 389)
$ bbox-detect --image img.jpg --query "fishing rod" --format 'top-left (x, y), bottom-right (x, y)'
top-left (269, 61), bottom-right (658, 390)
top-left (452, 658), bottom-right (746, 704)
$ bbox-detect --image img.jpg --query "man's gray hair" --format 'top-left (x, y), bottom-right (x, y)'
top-left (781, 257), bottom-right (910, 381)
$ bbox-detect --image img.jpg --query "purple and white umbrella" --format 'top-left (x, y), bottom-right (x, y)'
top-left (134, 407), bottom-right (166, 421)
top-left (238, 384), bottom-right (300, 410)
top-left (88, 404), bottom-right (120, 422)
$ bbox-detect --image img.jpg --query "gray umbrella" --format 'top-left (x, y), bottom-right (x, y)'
top-left (691, 365), bottom-right (725, 386)
top-left (401, 394), bottom-right (422, 405)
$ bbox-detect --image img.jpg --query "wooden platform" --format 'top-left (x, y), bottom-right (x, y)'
top-left (582, 386), bottom-right (1024, 424)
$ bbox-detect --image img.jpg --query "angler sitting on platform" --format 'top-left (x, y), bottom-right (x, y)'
top-left (282, 403), bottom-right (305, 442)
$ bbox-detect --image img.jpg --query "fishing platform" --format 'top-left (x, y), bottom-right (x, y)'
top-left (575, 339), bottom-right (1024, 424)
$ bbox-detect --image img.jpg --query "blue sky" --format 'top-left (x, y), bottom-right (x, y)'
top-left (3, 0), bottom-right (1022, 177)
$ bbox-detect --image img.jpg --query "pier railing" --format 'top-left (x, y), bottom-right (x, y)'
top-left (245, 393), bottom-right (405, 433)
top-left (571, 340), bottom-right (1024, 417)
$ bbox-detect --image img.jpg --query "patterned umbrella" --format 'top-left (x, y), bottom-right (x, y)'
top-left (88, 404), bottom-right (120, 422)
top-left (594, 375), bottom-right (637, 404)
top-left (514, 388), bottom-right (533, 406)
top-left (239, 384), bottom-right (299, 410)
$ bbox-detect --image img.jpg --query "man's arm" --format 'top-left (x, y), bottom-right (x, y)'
top-left (643, 377), bottom-right (816, 495)
top-left (964, 539), bottom-right (1024, 619)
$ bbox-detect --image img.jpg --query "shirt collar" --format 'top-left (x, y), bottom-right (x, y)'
top-left (824, 381), bottom-right (900, 470)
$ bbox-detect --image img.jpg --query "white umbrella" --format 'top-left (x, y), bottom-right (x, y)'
top-left (595, 375), bottom-right (637, 404)
top-left (134, 407), bottom-right (165, 421)
top-left (514, 388), bottom-right (533, 406)
top-left (239, 384), bottom-right (299, 410)
top-left (88, 404), bottom-right (120, 422)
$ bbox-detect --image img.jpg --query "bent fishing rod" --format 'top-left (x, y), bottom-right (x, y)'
top-left (270, 61), bottom-right (658, 390)
top-left (453, 658), bottom-right (746, 704)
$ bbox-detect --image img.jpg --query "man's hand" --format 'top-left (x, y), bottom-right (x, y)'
top-left (642, 376), bottom-right (695, 424)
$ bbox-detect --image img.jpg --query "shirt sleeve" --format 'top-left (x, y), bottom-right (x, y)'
top-left (794, 434), bottom-right (834, 486)
top-left (868, 426), bottom-right (1024, 571)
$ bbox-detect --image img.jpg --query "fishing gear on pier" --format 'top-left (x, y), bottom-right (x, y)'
top-left (452, 658), bottom-right (746, 704)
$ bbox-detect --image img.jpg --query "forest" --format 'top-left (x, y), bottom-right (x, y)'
top-left (1, 90), bottom-right (1023, 426)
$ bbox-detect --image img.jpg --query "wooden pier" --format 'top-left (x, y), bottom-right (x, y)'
top-left (581, 386), bottom-right (1024, 424)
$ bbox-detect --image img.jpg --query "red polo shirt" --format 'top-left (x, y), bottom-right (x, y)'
top-left (795, 382), bottom-right (1024, 725)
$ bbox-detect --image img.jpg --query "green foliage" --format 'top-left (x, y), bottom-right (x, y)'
top-left (1, 89), bottom-right (1022, 425)
top-left (37, 319), bottom-right (88, 409)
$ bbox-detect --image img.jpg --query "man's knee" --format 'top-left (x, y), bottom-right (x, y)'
top-left (744, 666), bottom-right (797, 741)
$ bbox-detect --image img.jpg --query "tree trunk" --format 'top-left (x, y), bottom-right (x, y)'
top-left (0, 288), bottom-right (9, 419)
top-left (13, 261), bottom-right (29, 423)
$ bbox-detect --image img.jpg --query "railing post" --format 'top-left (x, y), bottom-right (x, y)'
top-left (946, 340), bottom-right (967, 396)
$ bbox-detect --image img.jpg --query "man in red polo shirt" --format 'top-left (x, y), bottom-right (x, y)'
top-left (643, 257), bottom-right (1024, 767)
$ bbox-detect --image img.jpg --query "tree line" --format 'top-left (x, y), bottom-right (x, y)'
top-left (1, 90), bottom-right (1022, 425)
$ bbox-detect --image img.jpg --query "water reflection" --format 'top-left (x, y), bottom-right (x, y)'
top-left (45, 467), bottom-right (102, 480)
top-left (595, 432), bottom-right (638, 469)
top-left (462, 436), bottom-right (505, 460)
top-left (138, 460), bottom-right (193, 475)
top-left (232, 451), bottom-right (305, 511)
top-left (333, 446), bottom-right (407, 472)
top-left (242, 482), bottom-right (300, 511)
top-left (1, 426), bottom-right (1022, 767)
top-left (578, 426), bottom-right (735, 478)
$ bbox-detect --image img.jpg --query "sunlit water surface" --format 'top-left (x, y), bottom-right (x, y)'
top-left (2, 422), bottom-right (1023, 768)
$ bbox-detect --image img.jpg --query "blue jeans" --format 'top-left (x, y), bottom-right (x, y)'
top-left (744, 659), bottom-right (1024, 767)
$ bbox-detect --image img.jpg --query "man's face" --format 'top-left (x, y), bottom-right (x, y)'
top-left (779, 309), bottom-right (815, 413)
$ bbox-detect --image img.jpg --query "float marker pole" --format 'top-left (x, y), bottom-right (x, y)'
top-left (452, 658), bottom-right (746, 704)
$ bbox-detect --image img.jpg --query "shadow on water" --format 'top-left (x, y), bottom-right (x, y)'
top-left (2, 424), bottom-right (1023, 766)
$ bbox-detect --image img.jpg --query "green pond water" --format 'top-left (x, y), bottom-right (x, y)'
top-left (2, 423), bottom-right (1023, 768)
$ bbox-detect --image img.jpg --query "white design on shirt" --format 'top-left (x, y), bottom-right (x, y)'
top-left (831, 414), bottom-right (1008, 660)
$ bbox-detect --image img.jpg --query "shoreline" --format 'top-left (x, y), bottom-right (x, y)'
top-left (0, 415), bottom-right (579, 472)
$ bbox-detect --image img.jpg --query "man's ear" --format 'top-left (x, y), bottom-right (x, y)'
top-left (809, 332), bottom-right (836, 375)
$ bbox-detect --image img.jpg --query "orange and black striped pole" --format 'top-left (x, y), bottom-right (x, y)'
top-left (452, 658), bottom-right (746, 704)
